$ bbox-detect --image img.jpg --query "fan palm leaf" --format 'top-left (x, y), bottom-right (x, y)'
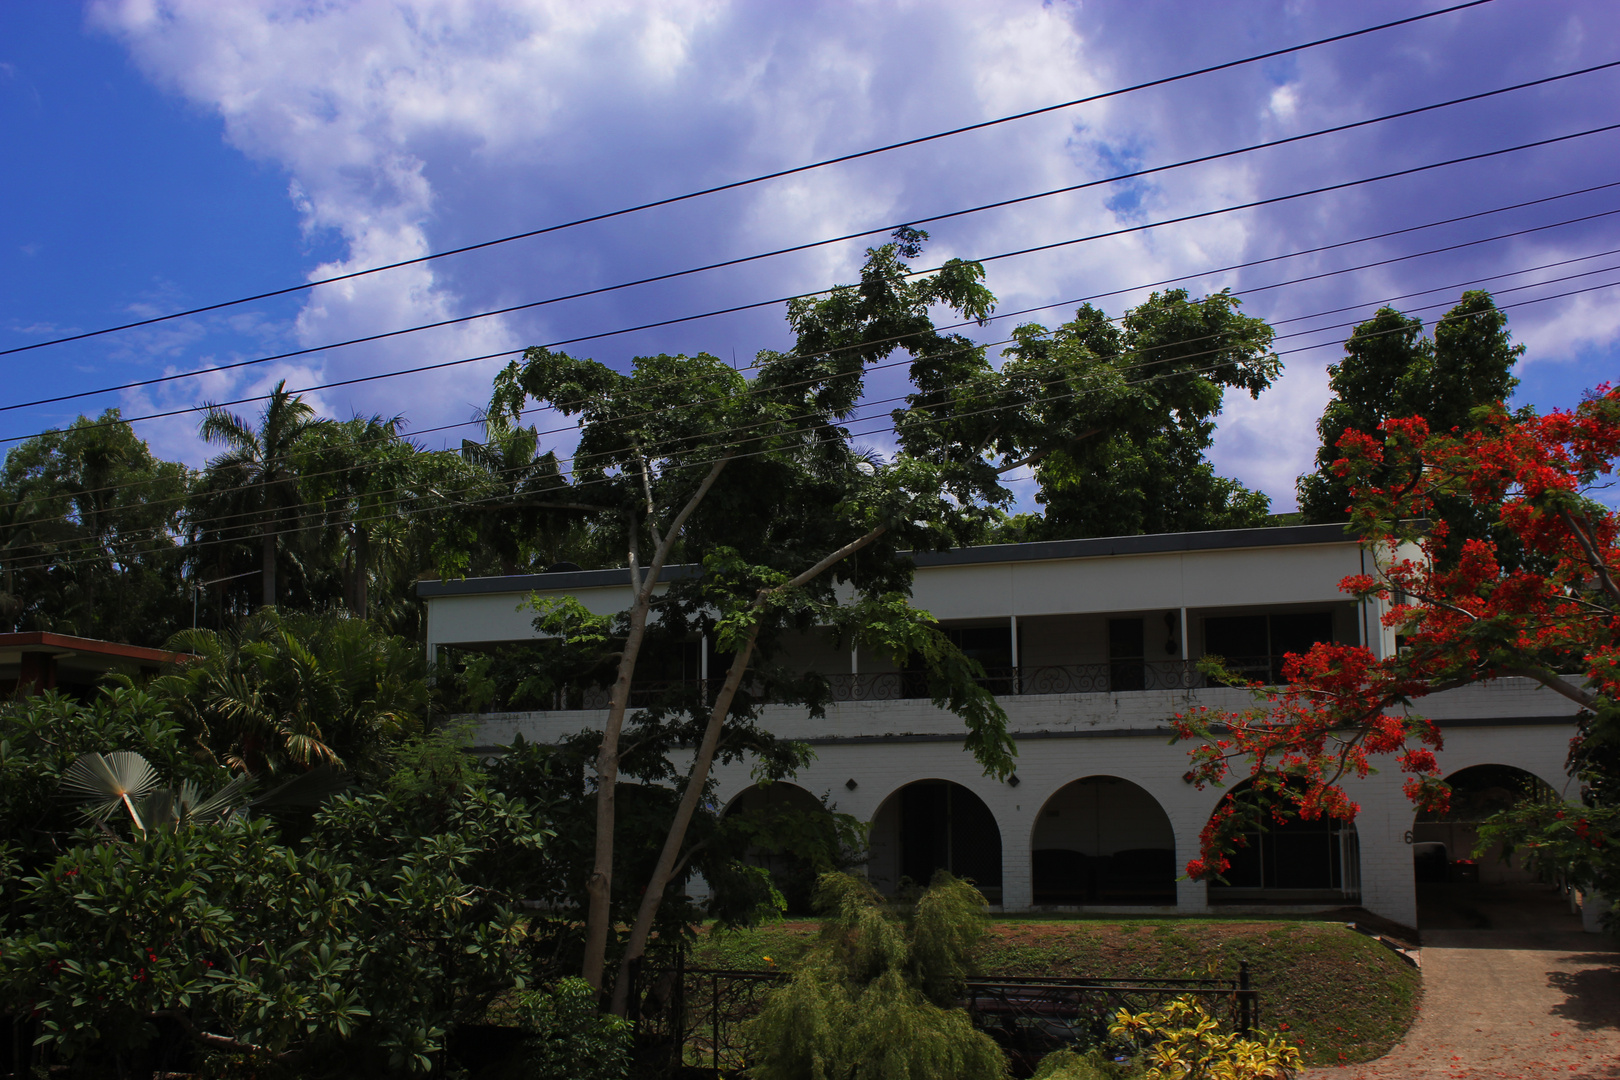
top-left (60, 751), bottom-right (160, 830)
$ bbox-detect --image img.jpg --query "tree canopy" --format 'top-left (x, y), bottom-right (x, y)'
top-left (1296, 291), bottom-right (1522, 527)
top-left (1177, 386), bottom-right (1619, 920)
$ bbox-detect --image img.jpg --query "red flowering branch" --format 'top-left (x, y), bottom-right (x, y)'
top-left (1177, 386), bottom-right (1620, 882)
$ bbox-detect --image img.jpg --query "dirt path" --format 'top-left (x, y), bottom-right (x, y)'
top-left (1307, 930), bottom-right (1620, 1079)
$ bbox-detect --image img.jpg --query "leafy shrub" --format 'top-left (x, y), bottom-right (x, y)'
top-left (1032, 1048), bottom-right (1133, 1080)
top-left (1107, 996), bottom-right (1302, 1079)
top-left (0, 728), bottom-right (552, 1078)
top-left (498, 977), bottom-right (631, 1080)
top-left (745, 871), bottom-right (1007, 1080)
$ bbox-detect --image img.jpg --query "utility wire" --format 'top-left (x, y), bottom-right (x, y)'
top-left (14, 272), bottom-right (1618, 575)
top-left (10, 63), bottom-right (1616, 416)
top-left (12, 126), bottom-right (1620, 451)
top-left (0, 0), bottom-right (1498, 359)
top-left (22, 277), bottom-right (1613, 580)
top-left (5, 202), bottom-right (1618, 523)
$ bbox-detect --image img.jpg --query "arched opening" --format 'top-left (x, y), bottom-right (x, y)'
top-left (1030, 776), bottom-right (1175, 906)
top-left (1413, 764), bottom-right (1576, 931)
top-left (1205, 779), bottom-right (1361, 905)
top-left (868, 780), bottom-right (1002, 903)
top-left (722, 782), bottom-right (837, 916)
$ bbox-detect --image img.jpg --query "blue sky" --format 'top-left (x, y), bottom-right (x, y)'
top-left (3, 0), bottom-right (1619, 513)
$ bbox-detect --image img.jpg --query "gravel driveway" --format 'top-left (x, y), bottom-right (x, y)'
top-left (1307, 928), bottom-right (1620, 1079)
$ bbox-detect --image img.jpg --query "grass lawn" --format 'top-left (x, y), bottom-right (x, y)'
top-left (691, 916), bottom-right (1421, 1068)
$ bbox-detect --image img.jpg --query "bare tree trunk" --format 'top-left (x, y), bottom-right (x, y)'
top-left (581, 457), bottom-right (732, 992)
top-left (261, 530), bottom-right (276, 608)
top-left (608, 523), bottom-right (887, 1015)
top-left (355, 529), bottom-right (370, 620)
top-left (609, 625), bottom-right (759, 1016)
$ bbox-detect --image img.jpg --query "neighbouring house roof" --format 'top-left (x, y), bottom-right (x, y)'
top-left (0, 631), bottom-right (188, 697)
top-left (0, 631), bottom-right (184, 667)
top-left (415, 521), bottom-right (1361, 598)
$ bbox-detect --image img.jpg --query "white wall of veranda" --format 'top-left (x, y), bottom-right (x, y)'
top-left (422, 526), bottom-right (1584, 931)
top-left (465, 683), bottom-right (1580, 930)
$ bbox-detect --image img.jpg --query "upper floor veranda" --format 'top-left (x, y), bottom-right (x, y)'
top-left (419, 523), bottom-right (1407, 711)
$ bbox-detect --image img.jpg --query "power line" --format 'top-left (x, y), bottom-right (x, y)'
top-left (5, 199), bottom-right (1617, 525)
top-left (13, 271), bottom-right (1618, 575)
top-left (12, 125), bottom-right (1620, 453)
top-left (21, 279), bottom-right (1610, 580)
top-left (0, 0), bottom-right (1498, 359)
top-left (11, 64), bottom-right (1616, 417)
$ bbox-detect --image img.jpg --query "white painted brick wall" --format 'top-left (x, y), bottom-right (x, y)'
top-left (467, 680), bottom-right (1578, 931)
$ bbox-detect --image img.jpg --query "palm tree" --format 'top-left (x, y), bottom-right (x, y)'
top-left (301, 414), bottom-right (415, 619)
top-left (198, 381), bottom-right (326, 608)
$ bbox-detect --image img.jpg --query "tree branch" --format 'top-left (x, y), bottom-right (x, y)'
top-left (155, 1010), bottom-right (295, 1062)
top-left (1493, 665), bottom-right (1601, 710)
top-left (1560, 508), bottom-right (1620, 607)
top-left (780, 524), bottom-right (888, 593)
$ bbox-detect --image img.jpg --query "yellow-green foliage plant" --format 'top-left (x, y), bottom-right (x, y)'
top-left (743, 871), bottom-right (1008, 1080)
top-left (1107, 996), bottom-right (1303, 1080)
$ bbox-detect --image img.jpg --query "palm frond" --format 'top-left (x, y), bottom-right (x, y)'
top-left (60, 751), bottom-right (159, 827)
top-left (251, 765), bottom-right (349, 811)
top-left (189, 773), bottom-right (257, 822)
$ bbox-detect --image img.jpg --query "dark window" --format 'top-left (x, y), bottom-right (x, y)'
top-left (1108, 618), bottom-right (1145, 691)
top-left (899, 781), bottom-right (1002, 891)
top-left (907, 625), bottom-right (1014, 695)
top-left (1217, 814), bottom-right (1345, 892)
top-left (948, 626), bottom-right (1012, 670)
top-left (1203, 612), bottom-right (1336, 683)
top-left (1270, 612), bottom-right (1334, 661)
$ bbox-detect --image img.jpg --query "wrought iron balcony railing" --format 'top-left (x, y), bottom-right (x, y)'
top-left (493, 656), bottom-right (1290, 712)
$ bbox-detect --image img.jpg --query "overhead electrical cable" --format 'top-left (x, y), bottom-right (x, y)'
top-left (0, 0), bottom-right (1498, 358)
top-left (10, 184), bottom-right (1618, 451)
top-left (9, 65), bottom-right (1618, 416)
top-left (22, 276), bottom-right (1618, 578)
top-left (13, 270), bottom-right (1618, 572)
top-left (9, 181), bottom-right (1588, 515)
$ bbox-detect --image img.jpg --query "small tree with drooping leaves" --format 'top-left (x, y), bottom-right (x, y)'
top-left (744, 871), bottom-right (1008, 1080)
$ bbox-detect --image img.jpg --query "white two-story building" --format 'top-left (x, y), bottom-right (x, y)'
top-left (418, 523), bottom-right (1585, 931)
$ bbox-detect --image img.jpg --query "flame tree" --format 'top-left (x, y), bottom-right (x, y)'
top-left (1175, 385), bottom-right (1619, 917)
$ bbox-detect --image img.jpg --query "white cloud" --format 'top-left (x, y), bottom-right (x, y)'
top-left (87, 0), bottom-right (1620, 506)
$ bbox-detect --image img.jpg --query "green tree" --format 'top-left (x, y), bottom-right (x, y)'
top-left (139, 609), bottom-right (427, 778)
top-left (487, 231), bottom-right (1023, 1004)
top-left (0, 752), bottom-right (551, 1077)
top-left (1296, 291), bottom-right (1521, 526)
top-left (298, 414), bottom-right (422, 621)
top-left (196, 381), bottom-right (329, 609)
top-left (987, 289), bottom-right (1278, 540)
top-left (0, 410), bottom-right (192, 643)
top-left (744, 871), bottom-right (1008, 1080)
top-left (408, 410), bottom-right (601, 594)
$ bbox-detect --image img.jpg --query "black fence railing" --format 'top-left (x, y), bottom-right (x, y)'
top-left (629, 957), bottom-right (1258, 1078)
top-left (499, 657), bottom-right (1293, 713)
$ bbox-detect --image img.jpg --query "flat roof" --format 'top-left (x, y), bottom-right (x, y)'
top-left (0, 631), bottom-right (184, 666)
top-left (417, 522), bottom-right (1359, 599)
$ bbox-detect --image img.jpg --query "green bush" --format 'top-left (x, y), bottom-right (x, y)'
top-left (498, 977), bottom-right (631, 1080)
top-left (0, 728), bottom-right (552, 1078)
top-left (745, 871), bottom-right (1008, 1080)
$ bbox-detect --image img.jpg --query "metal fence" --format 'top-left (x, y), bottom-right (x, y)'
top-left (628, 957), bottom-right (1258, 1078)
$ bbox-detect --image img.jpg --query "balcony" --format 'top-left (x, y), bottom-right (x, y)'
top-left (488, 656), bottom-right (1294, 713)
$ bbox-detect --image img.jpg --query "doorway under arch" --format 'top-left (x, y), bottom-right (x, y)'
top-left (1204, 779), bottom-right (1361, 905)
top-left (869, 780), bottom-right (1002, 903)
top-left (1030, 776), bottom-right (1175, 905)
top-left (1412, 763), bottom-right (1577, 931)
top-left (723, 781), bottom-right (836, 916)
